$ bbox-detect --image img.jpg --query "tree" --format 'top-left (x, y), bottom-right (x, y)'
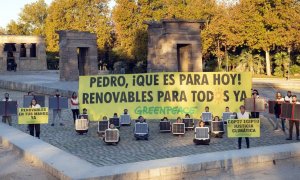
top-left (0, 27), bottom-right (5, 35)
top-left (18, 0), bottom-right (48, 36)
top-left (112, 0), bottom-right (139, 60)
top-left (6, 20), bottom-right (30, 35)
top-left (273, 52), bottom-right (290, 77)
top-left (6, 0), bottom-right (47, 36)
top-left (45, 0), bottom-right (112, 52)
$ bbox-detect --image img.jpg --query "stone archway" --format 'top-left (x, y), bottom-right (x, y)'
top-left (57, 31), bottom-right (98, 81)
top-left (145, 19), bottom-right (205, 72)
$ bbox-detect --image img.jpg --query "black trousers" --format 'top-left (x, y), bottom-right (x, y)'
top-left (72, 109), bottom-right (80, 123)
top-left (251, 112), bottom-right (260, 118)
top-left (288, 120), bottom-right (299, 138)
top-left (238, 137), bottom-right (249, 148)
top-left (193, 139), bottom-right (210, 145)
top-left (28, 124), bottom-right (40, 138)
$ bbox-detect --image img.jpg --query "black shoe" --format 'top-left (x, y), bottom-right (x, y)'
top-left (238, 147), bottom-right (241, 149)
top-left (51, 123), bottom-right (54, 126)
top-left (60, 123), bottom-right (64, 126)
top-left (286, 138), bottom-right (292, 140)
top-left (297, 137), bottom-right (300, 140)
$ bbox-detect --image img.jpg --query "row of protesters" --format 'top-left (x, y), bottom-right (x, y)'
top-left (272, 91), bottom-right (300, 139)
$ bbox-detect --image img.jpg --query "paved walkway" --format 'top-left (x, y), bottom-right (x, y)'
top-left (0, 144), bottom-right (57, 180)
top-left (188, 157), bottom-right (300, 180)
top-left (1, 87), bottom-right (300, 167)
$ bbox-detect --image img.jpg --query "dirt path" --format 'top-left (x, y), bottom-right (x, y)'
top-left (0, 145), bottom-right (57, 180)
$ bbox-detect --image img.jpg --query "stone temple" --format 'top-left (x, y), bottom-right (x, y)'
top-left (0, 35), bottom-right (47, 71)
top-left (57, 30), bottom-right (98, 81)
top-left (145, 19), bottom-right (205, 72)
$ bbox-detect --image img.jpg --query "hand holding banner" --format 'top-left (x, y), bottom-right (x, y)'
top-left (18, 108), bottom-right (49, 124)
top-left (227, 118), bottom-right (260, 138)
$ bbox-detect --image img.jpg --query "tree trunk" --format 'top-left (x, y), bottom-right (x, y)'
top-left (265, 50), bottom-right (271, 76)
top-left (217, 39), bottom-right (221, 70)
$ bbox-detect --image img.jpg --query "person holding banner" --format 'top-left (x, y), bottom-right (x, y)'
top-left (286, 95), bottom-right (300, 140)
top-left (274, 92), bottom-right (285, 131)
top-left (225, 107), bottom-right (230, 112)
top-left (250, 91), bottom-right (260, 119)
top-left (51, 90), bottom-right (64, 126)
top-left (70, 92), bottom-right (79, 124)
top-left (103, 124), bottom-right (120, 145)
top-left (284, 91), bottom-right (292, 103)
top-left (236, 105), bottom-right (251, 149)
top-left (193, 120), bottom-right (210, 145)
top-left (211, 116), bottom-right (224, 138)
top-left (28, 99), bottom-right (41, 138)
top-left (2, 93), bottom-right (12, 126)
top-left (176, 117), bottom-right (183, 123)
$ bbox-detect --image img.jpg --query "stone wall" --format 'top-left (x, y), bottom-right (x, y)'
top-left (145, 19), bottom-right (205, 72)
top-left (57, 31), bottom-right (98, 81)
top-left (0, 35), bottom-right (47, 71)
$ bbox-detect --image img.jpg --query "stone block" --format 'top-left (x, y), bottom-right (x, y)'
top-left (159, 166), bottom-right (182, 176)
top-left (202, 161), bottom-right (222, 170)
top-left (182, 163), bottom-right (202, 173)
top-left (257, 154), bottom-right (274, 163)
top-left (146, 20), bottom-right (204, 72)
top-left (274, 152), bottom-right (291, 160)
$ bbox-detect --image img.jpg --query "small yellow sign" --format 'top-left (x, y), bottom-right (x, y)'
top-left (18, 108), bottom-right (49, 124)
top-left (227, 118), bottom-right (260, 138)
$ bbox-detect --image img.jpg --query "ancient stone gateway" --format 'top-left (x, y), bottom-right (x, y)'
top-left (145, 19), bottom-right (205, 72)
top-left (0, 35), bottom-right (47, 71)
top-left (57, 31), bottom-right (98, 81)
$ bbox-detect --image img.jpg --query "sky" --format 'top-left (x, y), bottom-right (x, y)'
top-left (0, 0), bottom-right (116, 28)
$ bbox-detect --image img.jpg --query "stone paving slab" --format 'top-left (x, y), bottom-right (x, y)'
top-left (2, 122), bottom-right (300, 179)
top-left (1, 88), bottom-right (300, 168)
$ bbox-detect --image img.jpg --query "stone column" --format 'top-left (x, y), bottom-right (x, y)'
top-left (14, 44), bottom-right (20, 57)
top-left (1, 52), bottom-right (7, 71)
top-left (25, 43), bottom-right (31, 58)
top-left (0, 43), bottom-right (4, 58)
top-left (0, 44), bottom-right (4, 71)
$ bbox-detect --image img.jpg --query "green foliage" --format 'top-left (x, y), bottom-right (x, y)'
top-left (0, 27), bottom-right (6, 35)
top-left (45, 0), bottom-right (112, 52)
top-left (5, 0), bottom-right (300, 74)
top-left (290, 65), bottom-right (300, 75)
top-left (6, 20), bottom-right (30, 35)
top-left (273, 52), bottom-right (290, 77)
top-left (6, 0), bottom-right (47, 36)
